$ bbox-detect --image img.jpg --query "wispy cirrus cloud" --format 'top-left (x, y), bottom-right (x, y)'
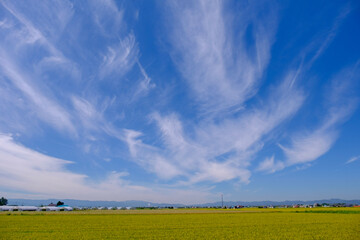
top-left (71, 96), bottom-right (102, 132)
top-left (195, 70), bottom-right (304, 158)
top-left (165, 0), bottom-right (277, 114)
top-left (0, 0), bottom-right (79, 134)
top-left (118, 1), bottom-right (307, 185)
top-left (0, 52), bottom-right (75, 134)
top-left (259, 64), bottom-right (359, 173)
top-left (257, 156), bottom-right (285, 173)
top-left (88, 0), bottom-right (124, 37)
top-left (118, 0), bottom-right (303, 185)
top-left (307, 4), bottom-right (352, 67)
top-left (0, 134), bottom-right (211, 203)
top-left (124, 69), bottom-right (304, 184)
top-left (279, 129), bottom-right (336, 166)
top-left (100, 33), bottom-right (139, 79)
top-left (0, 0), bottom-right (151, 138)
top-left (128, 0), bottom-right (357, 182)
top-left (1, 0), bottom-right (74, 57)
top-left (346, 155), bottom-right (360, 164)
top-left (0, 0), bottom-right (358, 202)
top-left (131, 61), bottom-right (155, 101)
top-left (123, 128), bottom-right (184, 180)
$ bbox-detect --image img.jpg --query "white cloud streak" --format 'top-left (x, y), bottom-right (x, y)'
top-left (0, 0), bottom-right (81, 134)
top-left (100, 34), bottom-right (138, 79)
top-left (257, 156), bottom-right (284, 173)
top-left (346, 156), bottom-right (360, 164)
top-left (71, 96), bottom-right (102, 130)
top-left (166, 0), bottom-right (277, 113)
top-left (280, 129), bottom-right (337, 165)
top-left (131, 61), bottom-right (155, 100)
top-left (0, 0), bottom-right (143, 139)
top-left (1, 0), bottom-right (73, 56)
top-left (119, 0), bottom-right (303, 185)
top-left (0, 134), bottom-right (211, 204)
top-left (307, 5), bottom-right (352, 67)
top-left (0, 52), bottom-right (75, 133)
top-left (123, 128), bottom-right (184, 180)
top-left (258, 64), bottom-right (359, 173)
top-left (124, 70), bottom-right (304, 184)
top-left (89, 0), bottom-right (124, 37)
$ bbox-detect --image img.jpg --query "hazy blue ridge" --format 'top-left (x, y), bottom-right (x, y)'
top-left (198, 199), bottom-right (360, 207)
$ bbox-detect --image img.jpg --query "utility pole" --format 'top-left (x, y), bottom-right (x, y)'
top-left (221, 194), bottom-right (223, 208)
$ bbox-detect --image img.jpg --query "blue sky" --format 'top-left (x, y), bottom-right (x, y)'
top-left (0, 0), bottom-right (359, 204)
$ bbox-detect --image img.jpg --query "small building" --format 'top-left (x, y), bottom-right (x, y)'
top-left (40, 206), bottom-right (60, 211)
top-left (57, 205), bottom-right (73, 211)
top-left (18, 206), bottom-right (38, 211)
top-left (0, 206), bottom-right (15, 211)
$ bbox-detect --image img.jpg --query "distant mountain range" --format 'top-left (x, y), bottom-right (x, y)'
top-left (8, 199), bottom-right (177, 208)
top-left (8, 198), bottom-right (360, 207)
top-left (199, 199), bottom-right (360, 207)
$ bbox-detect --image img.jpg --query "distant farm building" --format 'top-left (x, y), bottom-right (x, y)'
top-left (0, 205), bottom-right (73, 211)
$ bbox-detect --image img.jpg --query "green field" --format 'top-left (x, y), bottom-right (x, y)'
top-left (1, 208), bottom-right (359, 239)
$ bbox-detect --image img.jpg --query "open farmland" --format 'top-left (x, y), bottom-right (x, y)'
top-left (1, 208), bottom-right (359, 239)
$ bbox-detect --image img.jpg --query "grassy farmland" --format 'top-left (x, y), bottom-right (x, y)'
top-left (1, 208), bottom-right (359, 239)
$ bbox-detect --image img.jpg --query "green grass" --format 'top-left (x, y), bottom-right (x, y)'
top-left (1, 208), bottom-right (359, 239)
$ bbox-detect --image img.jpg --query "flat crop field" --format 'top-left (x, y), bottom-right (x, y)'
top-left (1, 208), bottom-right (359, 239)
